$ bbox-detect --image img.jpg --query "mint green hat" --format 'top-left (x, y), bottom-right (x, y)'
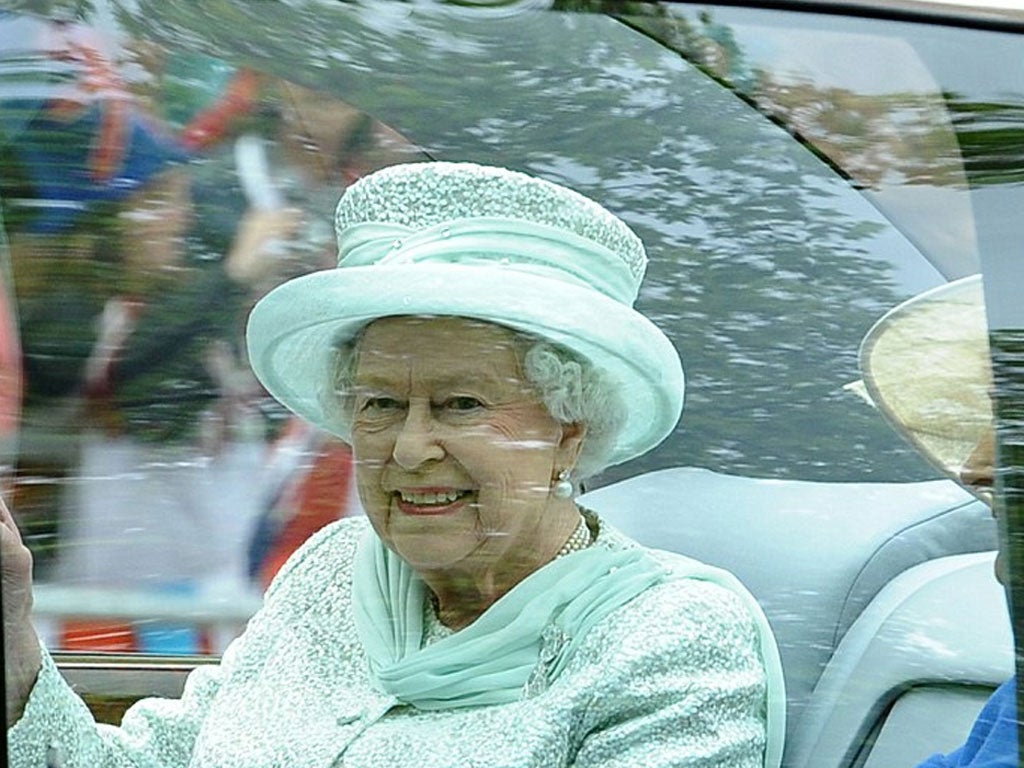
top-left (246, 162), bottom-right (684, 467)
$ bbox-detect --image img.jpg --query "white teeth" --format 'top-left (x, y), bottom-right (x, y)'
top-left (398, 490), bottom-right (463, 505)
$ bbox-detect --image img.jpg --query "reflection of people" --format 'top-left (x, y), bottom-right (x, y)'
top-left (5, 162), bottom-right (785, 766)
top-left (858, 275), bottom-right (1015, 767)
top-left (246, 419), bottom-right (357, 589)
top-left (1, 25), bottom-right (302, 651)
top-left (226, 80), bottom-right (417, 589)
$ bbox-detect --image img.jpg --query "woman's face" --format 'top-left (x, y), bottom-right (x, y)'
top-left (350, 316), bottom-right (582, 575)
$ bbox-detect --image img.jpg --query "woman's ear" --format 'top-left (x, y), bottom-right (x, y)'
top-left (556, 422), bottom-right (587, 469)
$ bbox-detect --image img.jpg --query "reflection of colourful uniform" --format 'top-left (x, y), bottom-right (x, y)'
top-left (0, 13), bottom-right (259, 234)
top-left (4, 16), bottom-right (259, 440)
top-left (21, 259), bottom-right (266, 654)
top-left (247, 419), bottom-right (357, 589)
top-left (0, 13), bottom-right (189, 233)
top-left (1, 13), bottom-right (275, 654)
top-left (917, 679), bottom-right (1017, 768)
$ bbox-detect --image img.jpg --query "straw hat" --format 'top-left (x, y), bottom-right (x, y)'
top-left (859, 275), bottom-right (991, 480)
top-left (246, 162), bottom-right (684, 467)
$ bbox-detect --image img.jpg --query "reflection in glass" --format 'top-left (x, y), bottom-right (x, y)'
top-left (0, 10), bottom-right (415, 653)
top-left (2, 0), bottom-right (1019, 658)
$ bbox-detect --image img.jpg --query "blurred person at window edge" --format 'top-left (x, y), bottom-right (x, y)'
top-left (0, 10), bottom-right (311, 654)
top-left (138, 44), bottom-right (417, 595)
top-left (3, 161), bottom-right (787, 767)
top-left (856, 274), bottom-right (1015, 768)
top-left (0, 10), bottom-right (400, 653)
top-left (0, 259), bottom-right (22, 489)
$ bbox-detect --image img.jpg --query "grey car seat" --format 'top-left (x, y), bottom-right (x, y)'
top-left (580, 466), bottom-right (998, 767)
top-left (789, 551), bottom-right (1010, 768)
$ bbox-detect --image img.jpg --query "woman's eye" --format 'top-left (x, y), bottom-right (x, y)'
top-left (444, 396), bottom-right (484, 412)
top-left (362, 396), bottom-right (402, 413)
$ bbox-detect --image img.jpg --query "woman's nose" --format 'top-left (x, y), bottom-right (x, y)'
top-left (392, 403), bottom-right (445, 469)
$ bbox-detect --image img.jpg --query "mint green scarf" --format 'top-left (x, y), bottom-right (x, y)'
top-left (350, 527), bottom-right (786, 768)
top-left (351, 528), bottom-right (667, 710)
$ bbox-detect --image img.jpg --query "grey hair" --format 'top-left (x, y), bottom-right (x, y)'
top-left (517, 338), bottom-right (625, 479)
top-left (321, 325), bottom-right (626, 481)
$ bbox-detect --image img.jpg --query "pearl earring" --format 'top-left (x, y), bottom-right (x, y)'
top-left (552, 469), bottom-right (573, 499)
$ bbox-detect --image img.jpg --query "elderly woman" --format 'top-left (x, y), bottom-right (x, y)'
top-left (4, 162), bottom-right (784, 767)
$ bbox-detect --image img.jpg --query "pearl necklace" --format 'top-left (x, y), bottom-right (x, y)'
top-left (556, 514), bottom-right (593, 559)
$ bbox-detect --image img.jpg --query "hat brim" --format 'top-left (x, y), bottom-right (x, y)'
top-left (247, 263), bottom-right (684, 468)
top-left (859, 275), bottom-right (991, 480)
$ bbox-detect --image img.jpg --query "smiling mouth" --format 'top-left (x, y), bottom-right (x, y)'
top-left (394, 489), bottom-right (474, 515)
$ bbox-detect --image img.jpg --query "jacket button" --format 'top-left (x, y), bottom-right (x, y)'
top-left (46, 739), bottom-right (66, 768)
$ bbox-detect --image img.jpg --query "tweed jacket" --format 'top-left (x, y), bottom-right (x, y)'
top-left (10, 516), bottom-right (772, 768)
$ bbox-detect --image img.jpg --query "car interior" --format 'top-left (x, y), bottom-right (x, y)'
top-left (582, 468), bottom-right (1007, 767)
top-left (44, 467), bottom-right (1008, 767)
top-left (4, 1), bottom-right (1023, 765)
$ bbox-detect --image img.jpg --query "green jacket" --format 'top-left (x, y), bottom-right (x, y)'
top-left (10, 516), bottom-right (781, 768)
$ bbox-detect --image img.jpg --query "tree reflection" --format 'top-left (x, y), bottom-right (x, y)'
top-left (97, 0), bottom-right (943, 482)
top-left (950, 98), bottom-right (1024, 186)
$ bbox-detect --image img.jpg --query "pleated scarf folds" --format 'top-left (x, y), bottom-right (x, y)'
top-left (350, 528), bottom-right (666, 710)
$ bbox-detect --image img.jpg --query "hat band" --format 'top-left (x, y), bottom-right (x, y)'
top-left (336, 217), bottom-right (640, 305)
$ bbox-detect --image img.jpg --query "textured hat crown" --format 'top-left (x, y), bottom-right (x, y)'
top-left (334, 162), bottom-right (647, 287)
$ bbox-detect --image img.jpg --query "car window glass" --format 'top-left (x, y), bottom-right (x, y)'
top-left (0, 1), bottom-right (1015, 678)
top-left (112, 0), bottom-right (951, 483)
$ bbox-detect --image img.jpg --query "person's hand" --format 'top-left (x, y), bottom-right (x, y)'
top-left (2, 495), bottom-right (42, 727)
top-left (225, 206), bottom-right (304, 285)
